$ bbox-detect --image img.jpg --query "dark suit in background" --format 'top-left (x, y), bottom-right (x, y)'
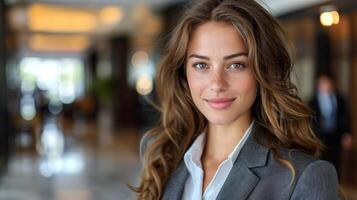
top-left (310, 92), bottom-right (350, 174)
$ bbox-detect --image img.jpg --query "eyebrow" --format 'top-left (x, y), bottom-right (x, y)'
top-left (188, 52), bottom-right (248, 60)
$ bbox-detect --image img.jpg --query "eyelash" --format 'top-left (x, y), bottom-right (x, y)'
top-left (192, 63), bottom-right (208, 69)
top-left (227, 63), bottom-right (245, 70)
top-left (192, 62), bottom-right (246, 70)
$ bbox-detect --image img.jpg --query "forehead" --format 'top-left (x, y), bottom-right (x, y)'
top-left (187, 21), bottom-right (247, 55)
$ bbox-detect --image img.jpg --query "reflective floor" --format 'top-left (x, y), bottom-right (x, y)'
top-left (0, 110), bottom-right (141, 200)
top-left (0, 110), bottom-right (356, 200)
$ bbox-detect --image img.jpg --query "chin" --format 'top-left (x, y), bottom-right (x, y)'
top-left (205, 115), bottom-right (238, 126)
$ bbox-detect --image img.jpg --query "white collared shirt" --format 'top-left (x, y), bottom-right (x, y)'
top-left (182, 121), bottom-right (255, 200)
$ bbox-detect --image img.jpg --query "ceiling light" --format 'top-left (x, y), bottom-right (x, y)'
top-left (99, 6), bottom-right (124, 25)
top-left (29, 34), bottom-right (90, 52)
top-left (319, 5), bottom-right (340, 27)
top-left (28, 3), bottom-right (97, 33)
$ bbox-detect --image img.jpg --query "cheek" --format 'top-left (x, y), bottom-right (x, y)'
top-left (244, 77), bottom-right (257, 92)
top-left (186, 71), bottom-right (205, 98)
top-left (187, 81), bottom-right (204, 101)
top-left (234, 76), bottom-right (258, 99)
top-left (246, 79), bottom-right (258, 101)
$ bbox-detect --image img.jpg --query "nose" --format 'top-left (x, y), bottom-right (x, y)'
top-left (210, 69), bottom-right (228, 92)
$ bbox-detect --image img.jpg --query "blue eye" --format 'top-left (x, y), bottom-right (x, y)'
top-left (227, 63), bottom-right (245, 70)
top-left (193, 63), bottom-right (208, 69)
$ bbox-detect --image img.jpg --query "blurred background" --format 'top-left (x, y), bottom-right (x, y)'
top-left (0, 0), bottom-right (356, 199)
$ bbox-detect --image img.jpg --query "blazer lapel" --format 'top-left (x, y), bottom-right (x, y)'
top-left (162, 161), bottom-right (188, 200)
top-left (216, 124), bottom-right (270, 200)
top-left (216, 163), bottom-right (259, 200)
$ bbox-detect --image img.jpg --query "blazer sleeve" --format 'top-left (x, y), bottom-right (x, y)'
top-left (290, 160), bottom-right (339, 200)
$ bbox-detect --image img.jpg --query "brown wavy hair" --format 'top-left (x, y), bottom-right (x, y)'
top-left (132, 0), bottom-right (323, 199)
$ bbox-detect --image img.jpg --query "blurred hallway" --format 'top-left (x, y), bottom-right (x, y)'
top-left (0, 110), bottom-right (141, 200)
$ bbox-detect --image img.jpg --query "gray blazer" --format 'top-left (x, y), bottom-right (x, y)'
top-left (141, 125), bottom-right (339, 200)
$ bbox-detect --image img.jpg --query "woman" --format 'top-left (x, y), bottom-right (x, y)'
top-left (133, 0), bottom-right (339, 199)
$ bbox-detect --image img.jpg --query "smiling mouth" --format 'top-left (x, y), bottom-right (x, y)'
top-left (205, 98), bottom-right (236, 110)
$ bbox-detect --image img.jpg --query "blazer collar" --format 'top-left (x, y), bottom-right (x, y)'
top-left (162, 161), bottom-right (188, 200)
top-left (216, 123), bottom-right (269, 200)
top-left (234, 123), bottom-right (270, 168)
top-left (162, 123), bottom-right (270, 200)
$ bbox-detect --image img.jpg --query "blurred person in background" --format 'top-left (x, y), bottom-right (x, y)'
top-left (309, 73), bottom-right (353, 175)
top-left (133, 0), bottom-right (340, 199)
top-left (33, 86), bottom-right (49, 125)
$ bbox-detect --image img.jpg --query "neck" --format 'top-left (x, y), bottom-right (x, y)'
top-left (203, 114), bottom-right (253, 162)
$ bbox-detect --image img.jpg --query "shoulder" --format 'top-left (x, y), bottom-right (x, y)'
top-left (257, 148), bottom-right (339, 199)
top-left (244, 126), bottom-right (339, 199)
top-left (290, 159), bottom-right (338, 199)
top-left (278, 148), bottom-right (337, 181)
top-left (279, 149), bottom-right (339, 199)
top-left (308, 95), bottom-right (318, 106)
top-left (280, 149), bottom-right (317, 172)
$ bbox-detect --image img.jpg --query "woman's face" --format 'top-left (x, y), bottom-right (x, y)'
top-left (186, 21), bottom-right (257, 125)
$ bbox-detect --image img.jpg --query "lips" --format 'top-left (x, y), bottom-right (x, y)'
top-left (205, 98), bottom-right (236, 109)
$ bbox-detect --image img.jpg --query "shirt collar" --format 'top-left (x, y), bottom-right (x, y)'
top-left (184, 120), bottom-right (255, 170)
top-left (184, 132), bottom-right (205, 170)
